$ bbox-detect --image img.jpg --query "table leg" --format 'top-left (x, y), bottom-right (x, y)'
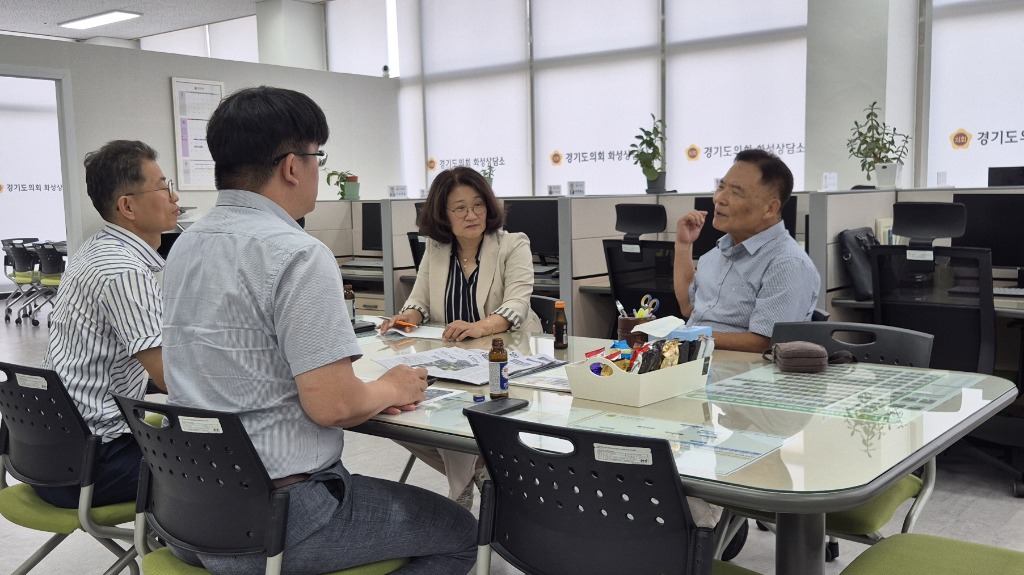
top-left (776, 512), bottom-right (824, 575)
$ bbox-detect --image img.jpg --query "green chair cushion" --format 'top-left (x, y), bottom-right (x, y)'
top-left (0, 484), bottom-right (135, 533)
top-left (140, 547), bottom-right (410, 575)
top-left (712, 559), bottom-right (762, 575)
top-left (842, 533), bottom-right (1024, 575)
top-left (826, 473), bottom-right (922, 534)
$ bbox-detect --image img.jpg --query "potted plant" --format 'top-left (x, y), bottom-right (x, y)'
top-left (326, 170), bottom-right (360, 200)
top-left (846, 101), bottom-right (911, 187)
top-left (481, 165), bottom-right (495, 187)
top-left (626, 113), bottom-right (667, 193)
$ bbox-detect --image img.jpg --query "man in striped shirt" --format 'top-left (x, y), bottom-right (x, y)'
top-left (38, 140), bottom-right (180, 508)
top-left (674, 149), bottom-right (820, 353)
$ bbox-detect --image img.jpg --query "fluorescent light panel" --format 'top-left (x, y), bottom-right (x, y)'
top-left (59, 10), bottom-right (141, 30)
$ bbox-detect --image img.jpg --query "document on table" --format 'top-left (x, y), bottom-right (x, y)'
top-left (385, 325), bottom-right (447, 340)
top-left (374, 348), bottom-right (566, 386)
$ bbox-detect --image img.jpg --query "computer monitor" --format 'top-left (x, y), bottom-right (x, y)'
top-left (157, 232), bottom-right (181, 259)
top-left (951, 193), bottom-right (1024, 270)
top-left (360, 202), bottom-right (383, 252)
top-left (503, 199), bottom-right (560, 260)
top-left (987, 166), bottom-right (1024, 187)
top-left (690, 196), bottom-right (797, 257)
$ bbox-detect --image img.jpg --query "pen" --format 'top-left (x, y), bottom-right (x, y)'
top-left (615, 300), bottom-right (628, 318)
top-left (378, 316), bottom-right (417, 329)
top-left (509, 360), bottom-right (568, 379)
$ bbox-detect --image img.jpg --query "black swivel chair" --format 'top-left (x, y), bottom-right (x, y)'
top-left (0, 362), bottom-right (139, 575)
top-left (407, 231), bottom-right (426, 271)
top-left (113, 395), bottom-right (408, 575)
top-left (529, 295), bottom-right (559, 334)
top-left (603, 239), bottom-right (682, 321)
top-left (465, 410), bottom-right (759, 575)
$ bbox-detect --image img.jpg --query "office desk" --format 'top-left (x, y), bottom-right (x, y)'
top-left (350, 332), bottom-right (1016, 575)
top-left (398, 274), bottom-right (561, 296)
top-left (832, 295), bottom-right (1024, 319)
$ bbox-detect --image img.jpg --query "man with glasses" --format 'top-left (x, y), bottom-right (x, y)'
top-left (38, 140), bottom-right (180, 508)
top-left (161, 86), bottom-right (477, 574)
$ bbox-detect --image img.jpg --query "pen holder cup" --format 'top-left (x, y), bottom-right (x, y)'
top-left (617, 315), bottom-right (656, 348)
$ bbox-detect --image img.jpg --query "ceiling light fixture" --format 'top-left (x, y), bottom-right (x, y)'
top-left (59, 10), bottom-right (141, 30)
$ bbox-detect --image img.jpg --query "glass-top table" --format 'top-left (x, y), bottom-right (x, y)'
top-left (349, 329), bottom-right (1017, 575)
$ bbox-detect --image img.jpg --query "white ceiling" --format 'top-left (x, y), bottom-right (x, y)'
top-left (0, 0), bottom-right (322, 41)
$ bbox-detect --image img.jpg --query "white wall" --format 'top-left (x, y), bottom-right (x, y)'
top-left (0, 34), bottom-right (401, 250)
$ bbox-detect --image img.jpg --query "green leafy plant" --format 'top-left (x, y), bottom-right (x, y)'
top-left (846, 102), bottom-right (911, 181)
top-left (326, 170), bottom-right (357, 199)
top-left (626, 114), bottom-right (666, 181)
top-left (481, 165), bottom-right (495, 180)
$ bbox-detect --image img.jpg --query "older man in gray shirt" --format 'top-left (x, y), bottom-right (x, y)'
top-left (674, 149), bottom-right (820, 353)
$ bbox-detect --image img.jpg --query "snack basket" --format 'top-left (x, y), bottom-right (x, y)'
top-left (565, 354), bottom-right (712, 407)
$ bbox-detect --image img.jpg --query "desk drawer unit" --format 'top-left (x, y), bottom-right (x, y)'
top-left (355, 292), bottom-right (385, 315)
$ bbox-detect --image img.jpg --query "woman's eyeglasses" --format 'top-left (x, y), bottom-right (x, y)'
top-left (448, 203), bottom-right (487, 218)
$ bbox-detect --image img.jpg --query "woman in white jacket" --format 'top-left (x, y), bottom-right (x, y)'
top-left (380, 166), bottom-right (541, 507)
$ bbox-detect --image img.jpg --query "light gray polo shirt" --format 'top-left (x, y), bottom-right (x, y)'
top-left (163, 190), bottom-right (361, 479)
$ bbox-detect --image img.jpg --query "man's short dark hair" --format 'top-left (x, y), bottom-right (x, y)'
top-left (418, 167), bottom-right (504, 244)
top-left (83, 140), bottom-right (157, 221)
top-left (734, 148), bottom-right (794, 207)
top-left (206, 86), bottom-right (329, 192)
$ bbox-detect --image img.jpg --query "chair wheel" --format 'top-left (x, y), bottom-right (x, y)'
top-left (827, 540), bottom-right (840, 561)
top-left (31, 319), bottom-right (39, 326)
top-left (15, 318), bottom-right (22, 325)
top-left (1013, 479), bottom-right (1024, 497)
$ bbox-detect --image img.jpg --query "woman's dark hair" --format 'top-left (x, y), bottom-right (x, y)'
top-left (206, 86), bottom-right (329, 192)
top-left (418, 167), bottom-right (504, 243)
top-left (83, 140), bottom-right (157, 220)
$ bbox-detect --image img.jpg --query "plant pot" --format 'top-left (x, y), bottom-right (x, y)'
top-left (874, 163), bottom-right (901, 188)
top-left (343, 182), bottom-right (361, 200)
top-left (645, 172), bottom-right (667, 194)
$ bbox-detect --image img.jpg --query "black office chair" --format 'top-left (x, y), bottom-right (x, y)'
top-left (870, 245), bottom-right (994, 374)
top-left (602, 239), bottom-right (682, 322)
top-left (891, 202), bottom-right (966, 250)
top-left (407, 231), bottom-right (426, 271)
top-left (530, 295), bottom-right (559, 334)
top-left (113, 395), bottom-right (408, 575)
top-left (614, 203), bottom-right (667, 262)
top-left (3, 241), bottom-right (42, 325)
top-left (767, 321), bottom-right (937, 561)
top-left (465, 410), bottom-right (760, 575)
top-left (0, 362), bottom-right (139, 575)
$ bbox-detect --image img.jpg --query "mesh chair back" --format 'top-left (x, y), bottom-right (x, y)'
top-left (114, 395), bottom-right (283, 556)
top-left (870, 245), bottom-right (994, 374)
top-left (466, 410), bottom-right (713, 575)
top-left (530, 295), bottom-right (558, 334)
top-left (35, 243), bottom-right (66, 276)
top-left (772, 321), bottom-right (933, 367)
top-left (602, 239), bottom-right (682, 320)
top-left (0, 362), bottom-right (92, 486)
top-left (5, 244), bottom-right (38, 275)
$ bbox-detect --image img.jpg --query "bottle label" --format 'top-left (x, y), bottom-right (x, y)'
top-left (554, 324), bottom-right (567, 346)
top-left (489, 361), bottom-right (508, 394)
top-left (346, 300), bottom-right (355, 320)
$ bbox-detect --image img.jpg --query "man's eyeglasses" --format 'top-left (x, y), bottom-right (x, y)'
top-left (125, 180), bottom-right (175, 200)
top-left (448, 203), bottom-right (487, 218)
top-left (271, 150), bottom-right (328, 169)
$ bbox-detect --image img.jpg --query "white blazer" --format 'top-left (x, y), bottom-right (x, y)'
top-left (401, 230), bottom-right (542, 333)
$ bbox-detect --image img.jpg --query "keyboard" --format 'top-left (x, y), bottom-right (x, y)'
top-left (342, 260), bottom-right (383, 269)
top-left (947, 285), bottom-right (1024, 298)
top-left (995, 286), bottom-right (1024, 298)
top-left (533, 265), bottom-right (557, 276)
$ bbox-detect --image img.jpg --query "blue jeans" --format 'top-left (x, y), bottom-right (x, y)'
top-left (173, 461), bottom-right (477, 575)
top-left (33, 433), bottom-right (142, 509)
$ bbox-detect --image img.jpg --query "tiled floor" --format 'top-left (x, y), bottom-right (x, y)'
top-left (2, 314), bottom-right (1024, 574)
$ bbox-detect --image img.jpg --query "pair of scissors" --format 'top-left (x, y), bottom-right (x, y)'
top-left (637, 294), bottom-right (660, 318)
